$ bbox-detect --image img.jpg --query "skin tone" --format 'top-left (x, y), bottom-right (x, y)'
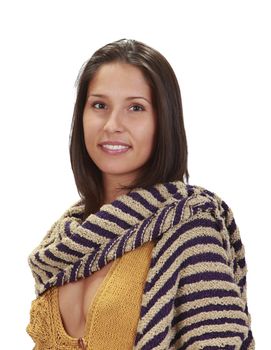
top-left (82, 62), bottom-right (157, 204)
top-left (58, 63), bottom-right (157, 338)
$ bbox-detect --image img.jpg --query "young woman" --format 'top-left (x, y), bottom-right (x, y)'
top-left (26, 39), bottom-right (255, 349)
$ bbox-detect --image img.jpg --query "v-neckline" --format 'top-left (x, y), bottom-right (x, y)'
top-left (52, 258), bottom-right (119, 343)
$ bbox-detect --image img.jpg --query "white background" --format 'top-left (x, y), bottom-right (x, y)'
top-left (1, 0), bottom-right (269, 348)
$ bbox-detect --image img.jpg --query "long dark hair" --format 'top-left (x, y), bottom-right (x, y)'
top-left (69, 39), bottom-right (189, 220)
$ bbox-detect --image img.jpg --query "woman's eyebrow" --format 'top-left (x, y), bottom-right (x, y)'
top-left (87, 93), bottom-right (151, 104)
top-left (126, 96), bottom-right (151, 104)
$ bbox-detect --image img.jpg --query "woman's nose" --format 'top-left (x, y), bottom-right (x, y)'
top-left (103, 110), bottom-right (124, 133)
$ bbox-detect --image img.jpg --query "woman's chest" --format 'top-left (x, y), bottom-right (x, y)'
top-left (58, 261), bottom-right (114, 338)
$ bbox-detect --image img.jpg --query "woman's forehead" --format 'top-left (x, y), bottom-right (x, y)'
top-left (87, 62), bottom-right (151, 95)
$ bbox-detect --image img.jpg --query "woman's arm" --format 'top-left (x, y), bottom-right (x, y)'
top-left (173, 196), bottom-right (254, 349)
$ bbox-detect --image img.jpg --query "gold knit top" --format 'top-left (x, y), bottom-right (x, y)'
top-left (26, 240), bottom-right (155, 349)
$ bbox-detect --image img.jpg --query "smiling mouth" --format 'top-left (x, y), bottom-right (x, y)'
top-left (99, 144), bottom-right (131, 155)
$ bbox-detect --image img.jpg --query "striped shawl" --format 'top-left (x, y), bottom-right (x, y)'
top-left (28, 181), bottom-right (254, 349)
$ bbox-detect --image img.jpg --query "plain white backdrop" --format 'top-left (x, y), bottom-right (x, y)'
top-left (1, 0), bottom-right (269, 348)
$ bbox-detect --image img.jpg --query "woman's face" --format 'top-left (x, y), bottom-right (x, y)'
top-left (83, 62), bottom-right (156, 186)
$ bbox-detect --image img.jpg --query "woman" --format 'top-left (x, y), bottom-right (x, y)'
top-left (26, 39), bottom-right (255, 349)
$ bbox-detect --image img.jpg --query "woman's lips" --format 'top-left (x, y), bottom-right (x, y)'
top-left (99, 145), bottom-right (131, 155)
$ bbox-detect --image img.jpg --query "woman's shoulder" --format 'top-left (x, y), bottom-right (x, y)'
top-left (169, 181), bottom-right (242, 265)
top-left (171, 180), bottom-right (233, 222)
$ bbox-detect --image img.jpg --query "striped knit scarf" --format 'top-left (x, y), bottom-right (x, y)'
top-left (28, 180), bottom-right (254, 349)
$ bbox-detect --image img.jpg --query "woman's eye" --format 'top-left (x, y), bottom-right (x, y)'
top-left (130, 105), bottom-right (144, 112)
top-left (93, 102), bottom-right (106, 109)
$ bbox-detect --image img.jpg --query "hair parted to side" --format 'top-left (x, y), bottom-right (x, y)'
top-left (69, 38), bottom-right (189, 220)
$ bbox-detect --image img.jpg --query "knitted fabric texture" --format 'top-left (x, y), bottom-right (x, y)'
top-left (27, 181), bottom-right (255, 349)
top-left (27, 241), bottom-right (155, 349)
